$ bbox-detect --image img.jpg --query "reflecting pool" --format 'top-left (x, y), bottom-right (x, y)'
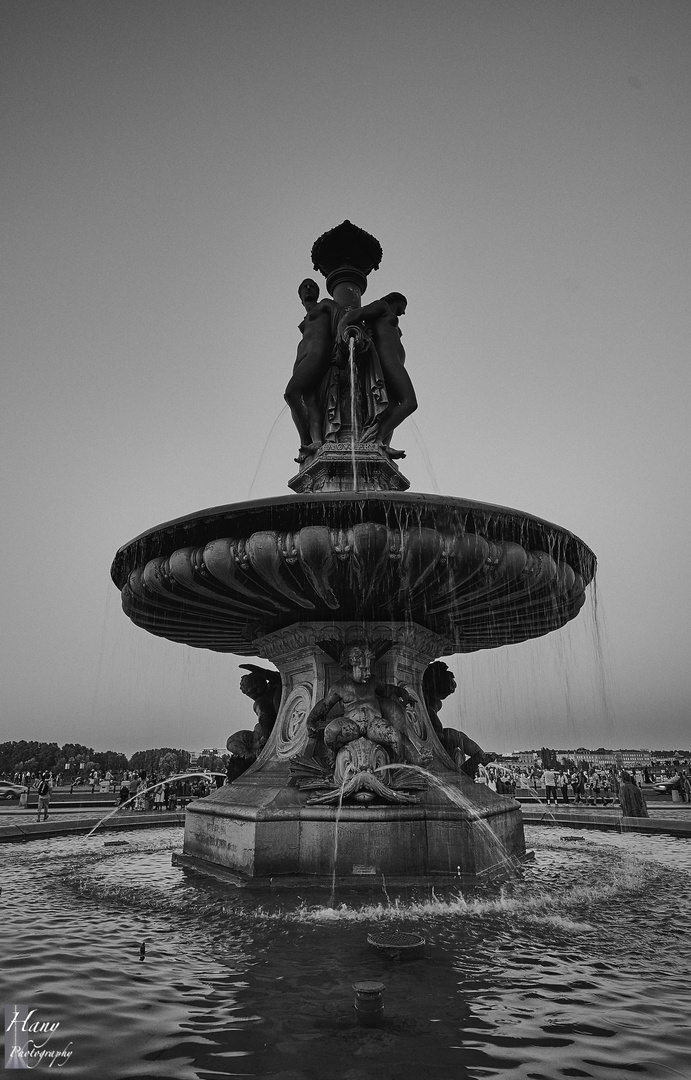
top-left (1, 826), bottom-right (689, 1079)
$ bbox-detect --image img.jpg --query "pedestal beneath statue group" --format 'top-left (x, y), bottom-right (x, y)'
top-left (179, 622), bottom-right (525, 884)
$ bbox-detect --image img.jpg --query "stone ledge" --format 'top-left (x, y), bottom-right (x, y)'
top-left (0, 812), bottom-right (184, 844)
top-left (521, 806), bottom-right (691, 838)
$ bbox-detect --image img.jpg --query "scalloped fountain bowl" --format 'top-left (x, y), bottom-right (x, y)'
top-left (111, 491), bottom-right (594, 655)
top-left (111, 490), bottom-right (595, 886)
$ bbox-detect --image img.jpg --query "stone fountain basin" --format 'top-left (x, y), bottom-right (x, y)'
top-left (111, 491), bottom-right (595, 655)
top-left (178, 764), bottom-right (527, 882)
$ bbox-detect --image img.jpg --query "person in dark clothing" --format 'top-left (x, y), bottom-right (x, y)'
top-left (619, 771), bottom-right (649, 817)
top-left (36, 774), bottom-right (51, 821)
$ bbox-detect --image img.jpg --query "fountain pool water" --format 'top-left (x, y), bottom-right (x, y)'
top-left (2, 824), bottom-right (690, 1079)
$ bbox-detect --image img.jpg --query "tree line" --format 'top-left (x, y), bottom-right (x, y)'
top-left (0, 741), bottom-right (196, 779)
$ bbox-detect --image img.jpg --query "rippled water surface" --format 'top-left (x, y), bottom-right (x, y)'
top-left (1, 825), bottom-right (690, 1079)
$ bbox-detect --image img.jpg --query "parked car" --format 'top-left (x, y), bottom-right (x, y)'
top-left (655, 776), bottom-right (682, 793)
top-left (0, 781), bottom-right (29, 800)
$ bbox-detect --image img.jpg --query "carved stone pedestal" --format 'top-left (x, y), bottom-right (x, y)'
top-left (288, 442), bottom-right (410, 493)
top-left (179, 622), bottom-right (526, 885)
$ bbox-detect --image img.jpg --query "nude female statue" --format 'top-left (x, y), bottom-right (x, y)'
top-left (336, 292), bottom-right (417, 457)
top-left (284, 279), bottom-right (339, 461)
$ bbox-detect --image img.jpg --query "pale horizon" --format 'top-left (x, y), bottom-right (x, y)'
top-left (2, 0), bottom-right (690, 758)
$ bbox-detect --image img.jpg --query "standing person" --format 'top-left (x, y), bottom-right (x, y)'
top-left (136, 772), bottom-right (149, 811)
top-left (609, 767), bottom-right (620, 800)
top-left (619, 771), bottom-right (649, 817)
top-left (588, 772), bottom-right (601, 806)
top-left (600, 772), bottom-right (613, 805)
top-left (571, 769), bottom-right (584, 804)
top-left (672, 760), bottom-right (690, 802)
top-left (36, 774), bottom-right (51, 821)
top-left (558, 769), bottom-right (570, 804)
top-left (541, 766), bottom-right (558, 805)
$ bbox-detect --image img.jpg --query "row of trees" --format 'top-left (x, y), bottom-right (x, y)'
top-left (0, 742), bottom-right (196, 779)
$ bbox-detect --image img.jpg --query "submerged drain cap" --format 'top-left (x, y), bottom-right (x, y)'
top-left (367, 931), bottom-right (425, 958)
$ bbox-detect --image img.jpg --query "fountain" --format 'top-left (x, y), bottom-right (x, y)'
top-left (111, 220), bottom-right (595, 884)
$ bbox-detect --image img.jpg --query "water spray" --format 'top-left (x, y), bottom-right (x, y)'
top-left (85, 771), bottom-right (221, 839)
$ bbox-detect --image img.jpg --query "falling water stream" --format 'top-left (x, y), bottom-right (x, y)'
top-left (329, 780), bottom-right (349, 908)
top-left (374, 763), bottom-right (518, 875)
top-left (348, 335), bottom-right (358, 491)
top-left (85, 771), bottom-right (219, 838)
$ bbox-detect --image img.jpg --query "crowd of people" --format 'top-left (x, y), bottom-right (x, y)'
top-left (533, 766), bottom-right (619, 806)
top-left (504, 759), bottom-right (691, 817)
top-left (1, 767), bottom-right (225, 818)
top-left (475, 763), bottom-right (517, 794)
top-left (5, 768), bottom-right (117, 792)
top-left (5, 758), bottom-right (691, 823)
top-left (117, 771), bottom-right (221, 811)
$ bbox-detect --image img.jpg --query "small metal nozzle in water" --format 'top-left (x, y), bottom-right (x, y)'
top-left (353, 981), bottom-right (385, 1027)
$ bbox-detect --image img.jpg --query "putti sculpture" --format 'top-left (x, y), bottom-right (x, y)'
top-left (111, 221), bottom-right (595, 883)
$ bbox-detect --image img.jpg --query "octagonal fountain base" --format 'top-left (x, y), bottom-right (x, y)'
top-left (176, 769), bottom-right (525, 886)
top-left (173, 620), bottom-right (526, 885)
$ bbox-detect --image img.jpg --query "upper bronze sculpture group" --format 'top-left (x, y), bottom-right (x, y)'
top-left (284, 279), bottom-right (418, 463)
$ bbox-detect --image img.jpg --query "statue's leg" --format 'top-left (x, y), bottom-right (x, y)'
top-left (375, 358), bottom-right (417, 447)
top-left (377, 401), bottom-right (416, 447)
top-left (324, 717), bottom-right (361, 754)
top-left (302, 392), bottom-right (324, 448)
top-left (284, 382), bottom-right (312, 448)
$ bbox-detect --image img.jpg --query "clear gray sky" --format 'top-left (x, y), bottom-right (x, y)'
top-left (2, 0), bottom-right (689, 757)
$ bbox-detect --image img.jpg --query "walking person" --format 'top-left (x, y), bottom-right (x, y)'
top-left (36, 773), bottom-right (51, 821)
